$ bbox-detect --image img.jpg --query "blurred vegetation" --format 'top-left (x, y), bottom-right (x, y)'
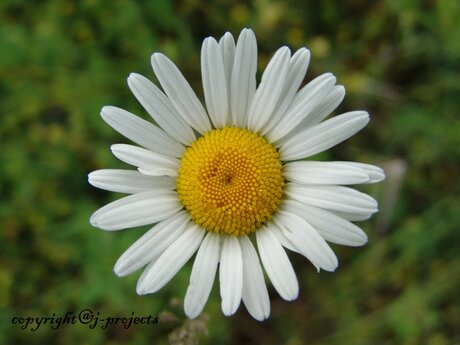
top-left (1, 0), bottom-right (459, 344)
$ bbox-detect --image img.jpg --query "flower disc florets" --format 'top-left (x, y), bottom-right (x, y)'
top-left (177, 127), bottom-right (285, 236)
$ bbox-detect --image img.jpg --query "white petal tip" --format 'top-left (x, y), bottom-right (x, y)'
top-left (283, 291), bottom-right (299, 302)
top-left (280, 284), bottom-right (299, 302)
top-left (113, 266), bottom-right (124, 277)
top-left (372, 172), bottom-right (386, 183)
top-left (222, 308), bottom-right (237, 317)
top-left (127, 73), bottom-right (145, 84)
top-left (240, 28), bottom-right (256, 40)
top-left (355, 227), bottom-right (369, 243)
top-left (203, 36), bottom-right (216, 44)
top-left (322, 262), bottom-right (339, 272)
top-left (184, 310), bottom-right (200, 320)
top-left (297, 47), bottom-right (309, 53)
top-left (110, 144), bottom-right (121, 152)
top-left (313, 254), bottom-right (339, 273)
top-left (349, 111), bottom-right (370, 131)
top-left (250, 313), bottom-right (270, 322)
top-left (99, 106), bottom-right (120, 125)
top-left (151, 52), bottom-right (164, 63)
top-left (335, 85), bottom-right (346, 98)
top-left (100, 105), bottom-right (112, 115)
top-left (376, 175), bottom-right (386, 182)
top-left (89, 213), bottom-right (99, 227)
top-left (222, 32), bottom-right (233, 39)
top-left (221, 301), bottom-right (240, 317)
top-left (136, 276), bottom-right (165, 295)
top-left (136, 285), bottom-right (149, 295)
top-left (87, 173), bottom-right (101, 188)
top-left (113, 258), bottom-right (132, 277)
top-left (298, 48), bottom-right (311, 61)
top-left (359, 111), bottom-right (370, 121)
top-left (357, 238), bottom-right (368, 247)
top-left (279, 45), bottom-right (290, 52)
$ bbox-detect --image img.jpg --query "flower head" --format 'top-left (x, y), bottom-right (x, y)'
top-left (89, 28), bottom-right (385, 321)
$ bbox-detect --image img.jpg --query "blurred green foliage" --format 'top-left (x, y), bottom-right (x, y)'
top-left (1, 0), bottom-right (459, 344)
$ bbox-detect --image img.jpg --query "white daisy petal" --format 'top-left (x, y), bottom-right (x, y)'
top-left (289, 72), bottom-right (333, 107)
top-left (111, 144), bottom-right (179, 177)
top-left (297, 85), bottom-right (346, 131)
top-left (219, 32), bottom-right (236, 82)
top-left (284, 160), bottom-right (385, 186)
top-left (151, 53), bottom-right (212, 134)
top-left (88, 169), bottom-right (175, 194)
top-left (239, 236), bottom-right (270, 321)
top-left (270, 223), bottom-right (320, 273)
top-left (269, 222), bottom-right (302, 255)
top-left (268, 74), bottom-right (337, 143)
top-left (184, 232), bottom-right (220, 319)
top-left (327, 210), bottom-right (373, 221)
top-left (247, 46), bottom-right (291, 132)
top-left (282, 199), bottom-right (368, 246)
top-left (283, 161), bottom-right (370, 185)
top-left (137, 224), bottom-right (205, 294)
top-left (219, 32), bottom-right (235, 124)
top-left (114, 211), bottom-right (189, 276)
top-left (219, 235), bottom-right (243, 316)
top-left (100, 106), bottom-right (184, 158)
top-left (231, 28), bottom-right (257, 127)
top-left (201, 37), bottom-right (228, 129)
top-left (333, 161), bottom-right (386, 183)
top-left (256, 226), bottom-right (299, 301)
top-left (279, 111), bottom-right (370, 161)
top-left (261, 48), bottom-right (311, 135)
top-left (275, 210), bottom-right (338, 272)
top-left (90, 190), bottom-right (182, 231)
top-left (285, 183), bottom-right (378, 217)
top-left (127, 73), bottom-right (196, 145)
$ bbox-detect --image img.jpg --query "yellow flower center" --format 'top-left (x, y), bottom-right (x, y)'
top-left (177, 127), bottom-right (285, 236)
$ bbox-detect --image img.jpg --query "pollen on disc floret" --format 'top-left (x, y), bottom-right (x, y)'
top-left (177, 127), bottom-right (285, 236)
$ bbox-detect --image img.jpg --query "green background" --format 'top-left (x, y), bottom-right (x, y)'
top-left (1, 0), bottom-right (459, 344)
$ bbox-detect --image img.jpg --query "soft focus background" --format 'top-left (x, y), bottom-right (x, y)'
top-left (1, 0), bottom-right (459, 344)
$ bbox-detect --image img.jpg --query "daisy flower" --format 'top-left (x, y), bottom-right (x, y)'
top-left (88, 28), bottom-right (385, 321)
